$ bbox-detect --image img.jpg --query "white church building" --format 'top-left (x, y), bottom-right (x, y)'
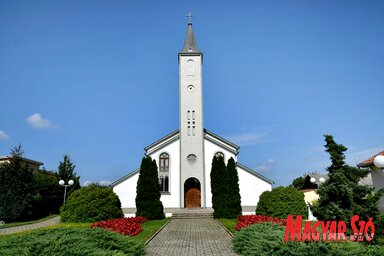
top-left (112, 19), bottom-right (273, 215)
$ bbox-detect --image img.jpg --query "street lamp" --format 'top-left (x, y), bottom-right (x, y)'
top-left (310, 177), bottom-right (325, 185)
top-left (373, 155), bottom-right (384, 169)
top-left (59, 179), bottom-right (74, 204)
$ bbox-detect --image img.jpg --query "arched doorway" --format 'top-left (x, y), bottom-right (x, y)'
top-left (184, 178), bottom-right (201, 208)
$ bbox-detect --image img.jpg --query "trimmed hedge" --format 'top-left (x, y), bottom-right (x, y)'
top-left (0, 227), bottom-right (144, 256)
top-left (256, 186), bottom-right (307, 219)
top-left (233, 222), bottom-right (384, 256)
top-left (60, 184), bottom-right (123, 223)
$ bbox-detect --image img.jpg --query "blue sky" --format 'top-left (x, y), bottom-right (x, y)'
top-left (1, 0), bottom-right (383, 186)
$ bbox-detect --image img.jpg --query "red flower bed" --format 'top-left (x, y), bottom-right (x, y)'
top-left (235, 215), bottom-right (287, 231)
top-left (90, 216), bottom-right (148, 236)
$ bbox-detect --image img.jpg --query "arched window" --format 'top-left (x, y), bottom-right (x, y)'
top-left (159, 175), bottom-right (169, 193)
top-left (159, 153), bottom-right (169, 172)
top-left (187, 59), bottom-right (194, 76)
top-left (215, 152), bottom-right (224, 160)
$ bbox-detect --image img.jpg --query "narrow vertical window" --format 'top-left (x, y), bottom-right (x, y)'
top-left (187, 110), bottom-right (191, 120)
top-left (187, 59), bottom-right (194, 76)
top-left (188, 126), bottom-right (191, 136)
top-left (192, 110), bottom-right (195, 120)
top-left (159, 153), bottom-right (169, 172)
top-left (164, 176), bottom-right (169, 192)
top-left (192, 126), bottom-right (195, 136)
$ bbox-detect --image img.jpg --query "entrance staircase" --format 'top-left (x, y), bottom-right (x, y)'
top-left (170, 208), bottom-right (213, 219)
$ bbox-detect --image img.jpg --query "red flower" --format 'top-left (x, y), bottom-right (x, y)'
top-left (90, 216), bottom-right (148, 236)
top-left (234, 215), bottom-right (287, 231)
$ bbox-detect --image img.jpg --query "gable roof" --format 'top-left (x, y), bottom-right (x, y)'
top-left (110, 168), bottom-right (140, 187)
top-left (0, 156), bottom-right (43, 166)
top-left (144, 128), bottom-right (240, 156)
top-left (144, 130), bottom-right (179, 155)
top-left (357, 151), bottom-right (384, 168)
top-left (237, 162), bottom-right (274, 185)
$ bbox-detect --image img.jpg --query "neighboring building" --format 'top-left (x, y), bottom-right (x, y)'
top-left (358, 151), bottom-right (384, 212)
top-left (112, 19), bottom-right (273, 216)
top-left (0, 156), bottom-right (43, 172)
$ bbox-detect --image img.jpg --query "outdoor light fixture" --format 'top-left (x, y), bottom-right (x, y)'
top-left (59, 179), bottom-right (74, 204)
top-left (310, 177), bottom-right (325, 185)
top-left (373, 155), bottom-right (384, 169)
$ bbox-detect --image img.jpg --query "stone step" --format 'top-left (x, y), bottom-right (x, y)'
top-left (172, 213), bottom-right (213, 219)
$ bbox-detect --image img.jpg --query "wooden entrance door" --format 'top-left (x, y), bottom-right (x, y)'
top-left (184, 178), bottom-right (201, 208)
top-left (185, 188), bottom-right (201, 207)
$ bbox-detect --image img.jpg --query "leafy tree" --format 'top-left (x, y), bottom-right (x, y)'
top-left (135, 156), bottom-right (164, 219)
top-left (30, 170), bottom-right (62, 219)
top-left (60, 184), bottom-right (123, 222)
top-left (0, 145), bottom-right (34, 221)
top-left (57, 155), bottom-right (80, 197)
top-left (312, 135), bottom-right (384, 224)
top-left (291, 176), bottom-right (305, 190)
top-left (256, 186), bottom-right (307, 219)
top-left (227, 157), bottom-right (242, 218)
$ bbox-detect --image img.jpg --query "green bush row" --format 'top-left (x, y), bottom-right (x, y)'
top-left (0, 227), bottom-right (144, 256)
top-left (233, 222), bottom-right (384, 256)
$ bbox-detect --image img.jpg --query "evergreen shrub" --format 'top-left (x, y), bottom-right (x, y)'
top-left (256, 186), bottom-right (307, 219)
top-left (60, 184), bottom-right (123, 223)
top-left (0, 227), bottom-right (144, 256)
top-left (233, 222), bottom-right (384, 256)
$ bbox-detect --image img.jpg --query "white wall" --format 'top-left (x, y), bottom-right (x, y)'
top-left (148, 139), bottom-right (180, 208)
top-left (237, 165), bottom-right (272, 208)
top-left (113, 172), bottom-right (139, 208)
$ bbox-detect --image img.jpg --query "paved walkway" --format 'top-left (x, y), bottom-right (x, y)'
top-left (146, 218), bottom-right (238, 256)
top-left (0, 216), bottom-right (61, 235)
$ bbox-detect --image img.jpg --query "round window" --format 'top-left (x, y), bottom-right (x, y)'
top-left (187, 154), bottom-right (197, 163)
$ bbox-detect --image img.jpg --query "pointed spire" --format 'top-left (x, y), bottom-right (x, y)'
top-left (179, 12), bottom-right (202, 55)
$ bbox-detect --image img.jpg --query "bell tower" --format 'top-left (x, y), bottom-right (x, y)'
top-left (178, 12), bottom-right (206, 208)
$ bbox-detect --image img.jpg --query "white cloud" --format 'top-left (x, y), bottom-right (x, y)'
top-left (0, 130), bottom-right (10, 140)
top-left (27, 113), bottom-right (57, 129)
top-left (226, 132), bottom-right (266, 146)
top-left (83, 180), bottom-right (112, 186)
top-left (255, 159), bottom-right (276, 172)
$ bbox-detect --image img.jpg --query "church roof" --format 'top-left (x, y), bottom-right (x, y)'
top-left (143, 129), bottom-right (240, 156)
top-left (110, 168), bottom-right (139, 187)
top-left (179, 21), bottom-right (202, 55)
top-left (237, 162), bottom-right (274, 185)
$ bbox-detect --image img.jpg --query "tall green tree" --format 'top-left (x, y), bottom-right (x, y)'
top-left (0, 145), bottom-right (34, 221)
top-left (210, 155), bottom-right (230, 218)
top-left (227, 157), bottom-right (242, 218)
top-left (57, 155), bottom-right (80, 196)
top-left (30, 170), bottom-right (62, 219)
top-left (135, 156), bottom-right (164, 219)
top-left (312, 135), bottom-right (383, 223)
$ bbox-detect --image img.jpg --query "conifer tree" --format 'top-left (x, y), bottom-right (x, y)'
top-left (227, 157), bottom-right (242, 218)
top-left (210, 155), bottom-right (229, 218)
top-left (57, 155), bottom-right (81, 195)
top-left (135, 156), bottom-right (164, 219)
top-left (312, 135), bottom-right (383, 223)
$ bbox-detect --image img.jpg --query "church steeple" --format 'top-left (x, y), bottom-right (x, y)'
top-left (179, 12), bottom-right (202, 55)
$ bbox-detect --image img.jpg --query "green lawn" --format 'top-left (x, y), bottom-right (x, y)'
top-left (0, 215), bottom-right (59, 229)
top-left (217, 218), bottom-right (237, 234)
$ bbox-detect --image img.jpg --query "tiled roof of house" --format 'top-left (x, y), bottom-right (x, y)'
top-left (357, 151), bottom-right (384, 168)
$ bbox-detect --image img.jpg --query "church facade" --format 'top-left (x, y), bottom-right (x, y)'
top-left (112, 20), bottom-right (273, 215)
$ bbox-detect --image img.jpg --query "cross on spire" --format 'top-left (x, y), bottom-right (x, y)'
top-left (186, 11), bottom-right (193, 24)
